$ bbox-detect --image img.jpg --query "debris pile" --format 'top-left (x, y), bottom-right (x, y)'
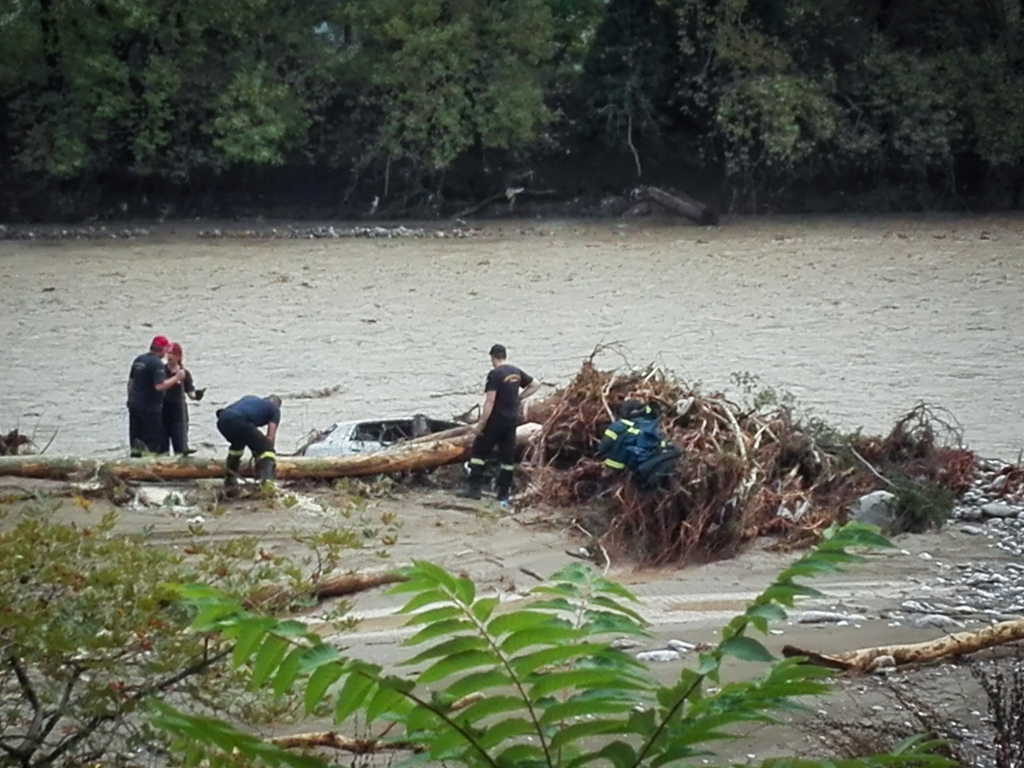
top-left (0, 429), bottom-right (34, 457)
top-left (521, 362), bottom-right (976, 565)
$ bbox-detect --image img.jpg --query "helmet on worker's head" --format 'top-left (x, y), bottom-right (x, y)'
top-left (617, 400), bottom-right (646, 420)
top-left (618, 400), bottom-right (660, 420)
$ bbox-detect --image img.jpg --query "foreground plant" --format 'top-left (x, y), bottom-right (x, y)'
top-left (0, 507), bottom-right (381, 768)
top-left (155, 523), bottom-right (950, 768)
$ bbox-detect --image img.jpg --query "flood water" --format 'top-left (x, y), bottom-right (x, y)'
top-left (1, 215), bottom-right (1022, 459)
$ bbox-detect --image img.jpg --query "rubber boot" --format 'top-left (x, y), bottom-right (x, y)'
top-left (224, 450), bottom-right (243, 497)
top-left (456, 458), bottom-right (485, 499)
top-left (495, 465), bottom-right (515, 505)
top-left (257, 452), bottom-right (276, 493)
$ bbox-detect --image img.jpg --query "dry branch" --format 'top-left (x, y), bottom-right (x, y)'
top-left (783, 617), bottom-right (1024, 672)
top-left (270, 732), bottom-right (424, 754)
top-left (247, 571), bottom-right (408, 612)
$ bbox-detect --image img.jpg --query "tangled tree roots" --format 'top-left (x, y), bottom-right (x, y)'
top-left (520, 362), bottom-right (976, 566)
top-left (0, 429), bottom-right (34, 456)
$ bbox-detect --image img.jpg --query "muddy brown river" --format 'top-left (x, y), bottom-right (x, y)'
top-left (1, 215), bottom-right (1022, 459)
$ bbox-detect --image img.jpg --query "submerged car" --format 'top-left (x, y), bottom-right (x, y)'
top-left (299, 414), bottom-right (463, 457)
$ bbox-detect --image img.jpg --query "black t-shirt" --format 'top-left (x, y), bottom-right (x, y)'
top-left (485, 364), bottom-right (533, 422)
top-left (163, 367), bottom-right (194, 406)
top-left (127, 352), bottom-right (167, 412)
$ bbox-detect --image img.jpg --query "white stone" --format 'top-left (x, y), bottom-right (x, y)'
top-left (849, 490), bottom-right (898, 532)
top-left (666, 639), bottom-right (695, 653)
top-left (636, 650), bottom-right (681, 663)
top-left (912, 614), bottom-right (964, 630)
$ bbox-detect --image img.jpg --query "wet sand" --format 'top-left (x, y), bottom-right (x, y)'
top-left (1, 214), bottom-right (1022, 458)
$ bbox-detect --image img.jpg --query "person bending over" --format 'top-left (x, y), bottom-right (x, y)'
top-left (216, 394), bottom-right (281, 494)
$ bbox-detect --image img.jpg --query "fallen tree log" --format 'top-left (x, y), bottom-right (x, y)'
top-left (247, 571), bottom-right (408, 611)
top-left (270, 732), bottom-right (424, 754)
top-left (634, 186), bottom-right (719, 225)
top-left (783, 616), bottom-right (1024, 672)
top-left (0, 424), bottom-right (542, 481)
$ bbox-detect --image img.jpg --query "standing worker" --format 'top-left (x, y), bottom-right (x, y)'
top-left (162, 342), bottom-right (205, 455)
top-left (127, 335), bottom-right (184, 456)
top-left (216, 395), bottom-right (282, 494)
top-left (457, 344), bottom-right (540, 506)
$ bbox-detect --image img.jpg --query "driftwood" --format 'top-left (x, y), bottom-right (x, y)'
top-left (0, 424), bottom-right (542, 482)
top-left (247, 571), bottom-right (408, 611)
top-left (634, 186), bottom-right (719, 225)
top-left (270, 732), bottom-right (424, 754)
top-left (269, 694), bottom-right (484, 754)
top-left (783, 617), bottom-right (1024, 672)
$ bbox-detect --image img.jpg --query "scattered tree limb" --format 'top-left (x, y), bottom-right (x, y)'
top-left (783, 617), bottom-right (1024, 672)
top-left (246, 571), bottom-right (408, 611)
top-left (270, 732), bottom-right (425, 754)
top-left (633, 186), bottom-right (719, 225)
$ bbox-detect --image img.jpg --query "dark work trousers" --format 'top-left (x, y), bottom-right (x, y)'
top-left (162, 399), bottom-right (190, 454)
top-left (467, 416), bottom-right (517, 500)
top-left (216, 409), bottom-right (274, 459)
top-left (129, 407), bottom-right (166, 456)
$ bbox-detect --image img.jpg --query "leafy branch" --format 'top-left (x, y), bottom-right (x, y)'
top-left (153, 524), bottom-right (951, 768)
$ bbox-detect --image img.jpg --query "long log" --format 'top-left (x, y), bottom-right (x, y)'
top-left (782, 616), bottom-right (1024, 673)
top-left (635, 186), bottom-right (719, 225)
top-left (0, 424), bottom-right (542, 481)
top-left (270, 732), bottom-right (424, 754)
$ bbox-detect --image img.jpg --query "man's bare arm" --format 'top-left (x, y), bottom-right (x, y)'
top-left (266, 422), bottom-right (278, 445)
top-left (477, 391), bottom-right (496, 433)
top-left (521, 380), bottom-right (541, 400)
top-left (154, 370), bottom-right (184, 392)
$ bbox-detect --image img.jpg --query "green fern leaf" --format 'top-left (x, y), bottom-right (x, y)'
top-left (272, 647), bottom-right (306, 698)
top-left (333, 669), bottom-right (378, 723)
top-left (417, 649), bottom-right (500, 684)
top-left (509, 642), bottom-right (608, 675)
top-left (454, 694), bottom-right (528, 723)
top-left (406, 618), bottom-right (479, 646)
top-left (404, 635), bottom-right (491, 666)
top-left (445, 667), bottom-right (516, 698)
top-left (499, 624), bottom-right (579, 654)
top-left (251, 633), bottom-right (289, 689)
top-left (305, 662), bottom-right (344, 714)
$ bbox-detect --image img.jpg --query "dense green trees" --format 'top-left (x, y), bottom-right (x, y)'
top-left (1, 0), bottom-right (1022, 218)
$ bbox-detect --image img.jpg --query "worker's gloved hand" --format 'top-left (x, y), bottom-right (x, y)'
top-left (194, 388), bottom-right (206, 402)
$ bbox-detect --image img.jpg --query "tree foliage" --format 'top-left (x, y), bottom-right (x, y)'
top-left (0, 503), bottom-right (382, 768)
top-left (154, 523), bottom-right (952, 768)
top-left (1, 0), bottom-right (1023, 215)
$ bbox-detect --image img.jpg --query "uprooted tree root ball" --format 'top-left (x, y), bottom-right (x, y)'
top-left (519, 362), bottom-right (976, 566)
top-left (0, 429), bottom-right (34, 456)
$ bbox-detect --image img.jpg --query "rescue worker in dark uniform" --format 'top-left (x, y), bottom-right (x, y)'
top-left (127, 335), bottom-right (184, 456)
top-left (216, 395), bottom-right (282, 493)
top-left (457, 344), bottom-right (540, 505)
top-left (161, 342), bottom-right (205, 455)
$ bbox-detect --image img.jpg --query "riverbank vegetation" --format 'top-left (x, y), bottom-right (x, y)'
top-left (2, 0), bottom-right (1023, 220)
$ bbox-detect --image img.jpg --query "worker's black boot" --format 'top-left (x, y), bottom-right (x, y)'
top-left (495, 464), bottom-right (515, 505)
top-left (224, 449), bottom-right (243, 497)
top-left (257, 451), bottom-right (276, 493)
top-left (456, 458), bottom-right (485, 499)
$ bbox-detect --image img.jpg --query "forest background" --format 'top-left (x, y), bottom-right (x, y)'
top-left (2, 0), bottom-right (1023, 221)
